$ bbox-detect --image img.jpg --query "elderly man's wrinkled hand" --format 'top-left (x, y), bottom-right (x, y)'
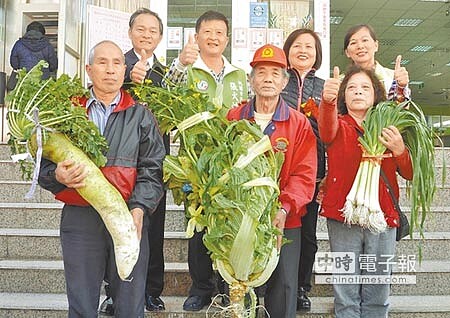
top-left (55, 159), bottom-right (87, 189)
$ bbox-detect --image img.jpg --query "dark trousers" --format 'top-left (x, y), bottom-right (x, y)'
top-left (145, 192), bottom-right (166, 297)
top-left (60, 205), bottom-right (149, 318)
top-left (265, 228), bottom-right (301, 318)
top-left (187, 229), bottom-right (215, 297)
top-left (104, 135), bottom-right (168, 300)
top-left (298, 184), bottom-right (320, 292)
top-left (145, 133), bottom-right (170, 297)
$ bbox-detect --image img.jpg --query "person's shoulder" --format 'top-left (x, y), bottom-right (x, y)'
top-left (375, 61), bottom-right (394, 76)
top-left (222, 56), bottom-right (245, 73)
top-left (227, 100), bottom-right (248, 119)
top-left (10, 39), bottom-right (23, 51)
top-left (226, 107), bottom-right (239, 120)
top-left (125, 48), bottom-right (137, 56)
top-left (339, 114), bottom-right (359, 130)
top-left (285, 102), bottom-right (309, 124)
top-left (287, 106), bottom-right (305, 119)
top-left (314, 75), bottom-right (325, 85)
top-left (125, 50), bottom-right (143, 68)
top-left (125, 102), bottom-right (154, 121)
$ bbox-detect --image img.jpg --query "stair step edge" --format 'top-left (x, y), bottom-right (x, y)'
top-left (1, 294), bottom-right (450, 313)
top-left (0, 259), bottom-right (447, 273)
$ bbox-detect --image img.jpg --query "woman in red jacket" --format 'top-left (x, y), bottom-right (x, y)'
top-left (318, 65), bottom-right (413, 318)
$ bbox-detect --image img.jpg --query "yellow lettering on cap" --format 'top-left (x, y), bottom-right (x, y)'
top-left (261, 48), bottom-right (274, 58)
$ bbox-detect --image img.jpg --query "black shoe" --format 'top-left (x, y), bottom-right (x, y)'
top-left (99, 297), bottom-right (114, 316)
top-left (297, 287), bottom-right (311, 311)
top-left (217, 277), bottom-right (230, 307)
top-left (221, 294), bottom-right (230, 307)
top-left (244, 292), bottom-right (260, 310)
top-left (183, 295), bottom-right (211, 311)
top-left (145, 295), bottom-right (165, 311)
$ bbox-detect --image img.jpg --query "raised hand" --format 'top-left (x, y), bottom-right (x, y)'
top-left (323, 66), bottom-right (340, 103)
top-left (130, 49), bottom-right (151, 84)
top-left (394, 55), bottom-right (409, 87)
top-left (179, 33), bottom-right (199, 66)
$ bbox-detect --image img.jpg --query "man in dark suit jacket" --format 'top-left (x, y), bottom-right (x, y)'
top-left (99, 8), bottom-right (168, 315)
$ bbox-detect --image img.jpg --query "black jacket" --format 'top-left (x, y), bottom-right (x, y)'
top-left (10, 30), bottom-right (57, 79)
top-left (38, 90), bottom-right (165, 215)
top-left (282, 68), bottom-right (326, 180)
top-left (123, 50), bottom-right (169, 154)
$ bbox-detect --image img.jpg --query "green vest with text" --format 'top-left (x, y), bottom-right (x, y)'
top-left (187, 66), bottom-right (248, 108)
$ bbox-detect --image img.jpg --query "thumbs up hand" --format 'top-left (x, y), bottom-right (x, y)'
top-left (394, 55), bottom-right (409, 87)
top-left (179, 33), bottom-right (199, 66)
top-left (323, 66), bottom-right (341, 103)
top-left (130, 49), bottom-right (151, 84)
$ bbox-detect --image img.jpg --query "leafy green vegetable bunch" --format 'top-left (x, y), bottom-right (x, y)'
top-left (360, 100), bottom-right (438, 237)
top-left (133, 83), bottom-right (284, 315)
top-left (133, 83), bottom-right (229, 205)
top-left (6, 61), bottom-right (108, 178)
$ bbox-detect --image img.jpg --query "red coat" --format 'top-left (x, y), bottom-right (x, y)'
top-left (318, 99), bottom-right (413, 227)
top-left (227, 97), bottom-right (317, 229)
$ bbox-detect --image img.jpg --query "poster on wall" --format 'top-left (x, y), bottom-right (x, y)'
top-left (250, 28), bottom-right (266, 50)
top-left (167, 27), bottom-right (183, 50)
top-left (86, 5), bottom-right (131, 54)
top-left (233, 28), bottom-right (248, 48)
top-left (314, 0), bottom-right (330, 79)
top-left (86, 5), bottom-right (131, 85)
top-left (249, 2), bottom-right (269, 28)
top-left (267, 29), bottom-right (284, 48)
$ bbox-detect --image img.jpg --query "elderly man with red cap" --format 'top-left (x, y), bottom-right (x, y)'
top-left (227, 44), bottom-right (317, 317)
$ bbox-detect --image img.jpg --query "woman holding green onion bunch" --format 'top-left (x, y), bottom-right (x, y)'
top-left (318, 65), bottom-right (413, 317)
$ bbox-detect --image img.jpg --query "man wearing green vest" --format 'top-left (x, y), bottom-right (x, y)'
top-left (165, 10), bottom-right (248, 311)
top-left (165, 10), bottom-right (248, 109)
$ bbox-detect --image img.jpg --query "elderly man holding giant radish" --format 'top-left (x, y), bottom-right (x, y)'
top-left (37, 40), bottom-right (165, 317)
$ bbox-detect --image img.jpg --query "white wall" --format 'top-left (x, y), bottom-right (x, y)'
top-left (150, 0), bottom-right (168, 65)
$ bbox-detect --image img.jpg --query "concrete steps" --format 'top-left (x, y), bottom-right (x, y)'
top-left (3, 177), bottom-right (450, 208)
top-left (2, 228), bottom-right (450, 261)
top-left (0, 202), bottom-right (187, 232)
top-left (2, 201), bottom-right (450, 233)
top-left (1, 258), bottom-right (449, 297)
top-left (1, 142), bottom-right (449, 316)
top-left (1, 293), bottom-right (450, 318)
top-left (0, 260), bottom-right (191, 296)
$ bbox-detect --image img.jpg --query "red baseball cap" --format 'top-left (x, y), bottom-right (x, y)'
top-left (250, 44), bottom-right (287, 68)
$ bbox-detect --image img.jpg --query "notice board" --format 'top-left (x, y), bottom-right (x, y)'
top-left (86, 5), bottom-right (131, 54)
top-left (85, 5), bottom-right (132, 85)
